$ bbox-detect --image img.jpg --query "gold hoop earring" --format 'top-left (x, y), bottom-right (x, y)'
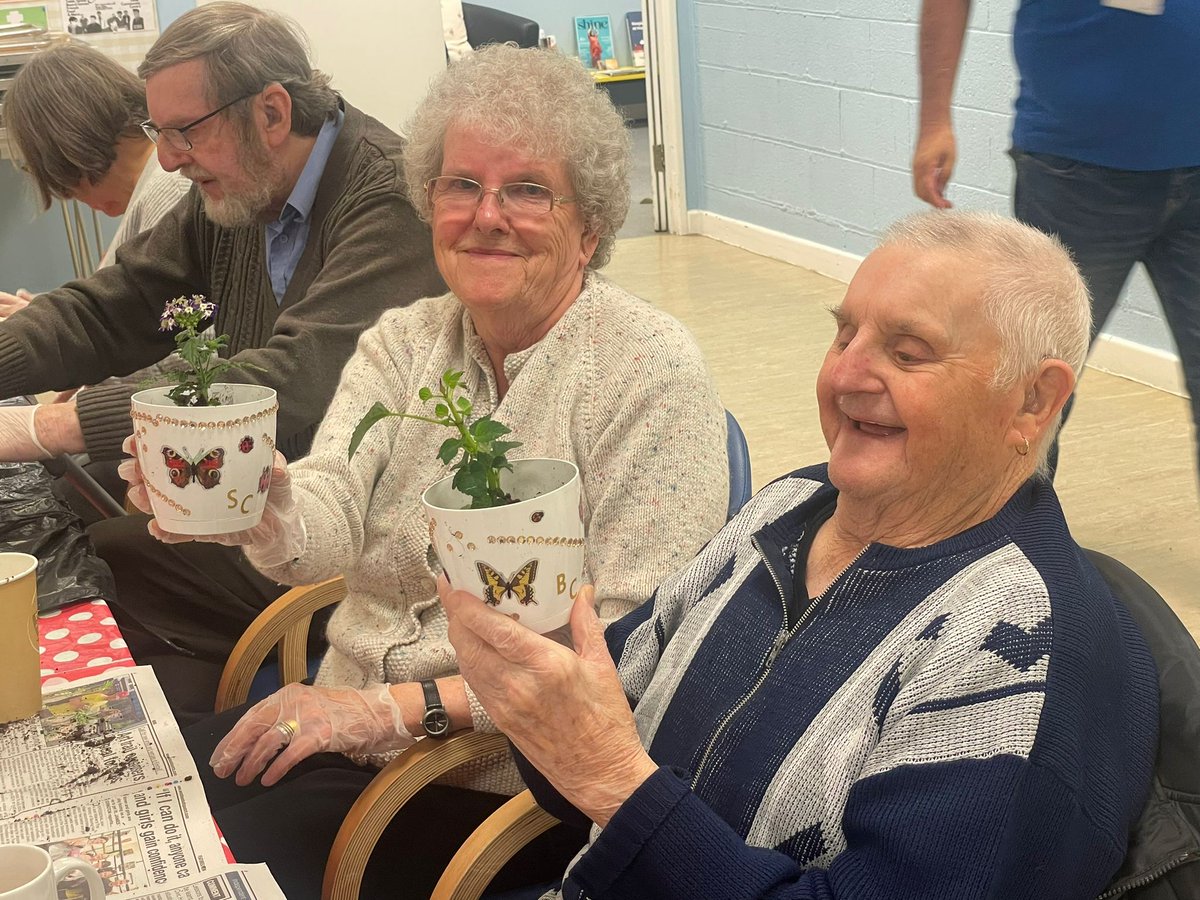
top-left (1015, 435), bottom-right (1030, 457)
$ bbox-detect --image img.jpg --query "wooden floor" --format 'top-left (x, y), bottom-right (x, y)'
top-left (607, 233), bottom-right (1200, 635)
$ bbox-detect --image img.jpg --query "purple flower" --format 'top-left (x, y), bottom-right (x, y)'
top-left (159, 294), bottom-right (217, 333)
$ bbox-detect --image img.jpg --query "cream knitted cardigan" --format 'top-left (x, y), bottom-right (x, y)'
top-left (252, 272), bottom-right (729, 793)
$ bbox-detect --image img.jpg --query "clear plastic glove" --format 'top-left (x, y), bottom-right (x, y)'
top-left (118, 434), bottom-right (305, 565)
top-left (0, 405), bottom-right (53, 461)
top-left (0, 289), bottom-right (34, 319)
top-left (209, 682), bottom-right (414, 787)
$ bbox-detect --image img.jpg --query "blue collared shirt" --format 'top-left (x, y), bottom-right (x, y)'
top-left (265, 108), bottom-right (344, 302)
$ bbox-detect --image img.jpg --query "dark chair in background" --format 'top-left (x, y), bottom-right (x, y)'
top-left (461, 3), bottom-right (539, 50)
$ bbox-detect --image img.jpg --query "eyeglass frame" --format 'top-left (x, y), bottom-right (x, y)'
top-left (424, 176), bottom-right (577, 217)
top-left (140, 89), bottom-right (260, 152)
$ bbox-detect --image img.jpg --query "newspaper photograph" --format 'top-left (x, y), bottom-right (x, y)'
top-left (59, 0), bottom-right (155, 34)
top-left (0, 668), bottom-right (227, 897)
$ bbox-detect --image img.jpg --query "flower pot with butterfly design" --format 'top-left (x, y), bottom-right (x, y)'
top-left (422, 458), bottom-right (584, 634)
top-left (130, 383), bottom-right (278, 535)
top-left (350, 369), bottom-right (585, 635)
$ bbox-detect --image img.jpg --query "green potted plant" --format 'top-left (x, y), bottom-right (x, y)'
top-left (129, 295), bottom-right (277, 535)
top-left (350, 369), bottom-right (584, 633)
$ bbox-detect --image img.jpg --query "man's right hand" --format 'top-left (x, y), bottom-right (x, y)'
top-left (912, 123), bottom-right (957, 209)
top-left (0, 289), bottom-right (35, 319)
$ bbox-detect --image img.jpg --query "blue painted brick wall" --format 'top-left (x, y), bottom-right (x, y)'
top-left (678, 0), bottom-right (1175, 354)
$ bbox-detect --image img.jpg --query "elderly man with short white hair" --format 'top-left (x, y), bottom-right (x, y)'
top-left (445, 210), bottom-right (1160, 900)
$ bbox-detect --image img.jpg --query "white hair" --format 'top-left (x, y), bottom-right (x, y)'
top-left (880, 210), bottom-right (1092, 472)
top-left (402, 44), bottom-right (631, 269)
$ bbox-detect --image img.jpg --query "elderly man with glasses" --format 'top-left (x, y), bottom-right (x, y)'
top-left (0, 1), bottom-right (443, 711)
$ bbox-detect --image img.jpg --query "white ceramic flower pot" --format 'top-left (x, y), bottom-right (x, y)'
top-left (130, 384), bottom-right (278, 536)
top-left (423, 458), bottom-right (585, 634)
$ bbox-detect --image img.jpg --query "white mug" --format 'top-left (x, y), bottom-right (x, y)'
top-left (0, 844), bottom-right (104, 900)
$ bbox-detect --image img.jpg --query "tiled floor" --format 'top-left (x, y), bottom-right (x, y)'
top-left (607, 233), bottom-right (1200, 634)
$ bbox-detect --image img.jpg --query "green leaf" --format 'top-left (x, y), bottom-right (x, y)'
top-left (490, 440), bottom-right (522, 456)
top-left (418, 387), bottom-right (433, 402)
top-left (470, 417), bottom-right (511, 442)
top-left (453, 460), bottom-right (489, 502)
top-left (437, 437), bottom-right (463, 465)
top-left (442, 369), bottom-right (463, 390)
top-left (348, 401), bottom-right (398, 459)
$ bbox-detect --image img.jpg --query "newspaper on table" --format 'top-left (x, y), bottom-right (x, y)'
top-left (0, 666), bottom-right (284, 899)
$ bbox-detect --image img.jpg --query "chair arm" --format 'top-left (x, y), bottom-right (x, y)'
top-left (431, 790), bottom-right (561, 900)
top-left (322, 729), bottom-right (512, 900)
top-left (214, 576), bottom-right (347, 712)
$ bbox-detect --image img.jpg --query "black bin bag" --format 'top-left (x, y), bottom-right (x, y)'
top-left (0, 461), bottom-right (116, 612)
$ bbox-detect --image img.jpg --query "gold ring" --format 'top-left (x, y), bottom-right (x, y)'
top-left (274, 719), bottom-right (299, 745)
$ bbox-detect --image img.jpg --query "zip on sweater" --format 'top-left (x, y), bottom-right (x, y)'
top-left (690, 536), bottom-right (867, 790)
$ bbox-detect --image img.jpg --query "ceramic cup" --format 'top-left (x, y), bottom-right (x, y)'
top-left (0, 553), bottom-right (40, 724)
top-left (424, 459), bottom-right (585, 634)
top-left (130, 384), bottom-right (278, 536)
top-left (0, 845), bottom-right (103, 900)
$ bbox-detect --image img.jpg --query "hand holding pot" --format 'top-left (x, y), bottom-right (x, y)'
top-left (442, 577), bottom-right (657, 826)
top-left (209, 682), bottom-right (414, 786)
top-left (119, 435), bottom-right (305, 565)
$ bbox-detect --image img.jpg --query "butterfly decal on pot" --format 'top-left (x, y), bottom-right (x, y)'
top-left (476, 559), bottom-right (538, 607)
top-left (161, 446), bottom-right (224, 489)
top-left (258, 466), bottom-right (271, 494)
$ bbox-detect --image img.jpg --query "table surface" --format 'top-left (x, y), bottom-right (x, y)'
top-left (38, 598), bottom-right (136, 686)
top-left (35, 596), bottom-right (236, 862)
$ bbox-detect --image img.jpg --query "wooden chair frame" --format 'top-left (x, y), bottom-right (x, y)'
top-left (323, 730), bottom-right (511, 899)
top-left (431, 790), bottom-right (560, 900)
top-left (215, 576), bottom-right (347, 712)
top-left (216, 578), bottom-right (518, 899)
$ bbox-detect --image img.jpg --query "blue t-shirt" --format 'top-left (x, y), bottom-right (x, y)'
top-left (1013, 0), bottom-right (1200, 170)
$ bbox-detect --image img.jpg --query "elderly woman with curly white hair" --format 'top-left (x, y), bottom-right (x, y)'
top-left (131, 44), bottom-right (728, 900)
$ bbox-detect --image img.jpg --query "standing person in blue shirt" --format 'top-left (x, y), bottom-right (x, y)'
top-left (912, 0), bottom-right (1200, 481)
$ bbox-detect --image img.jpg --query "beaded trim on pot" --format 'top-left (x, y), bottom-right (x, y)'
top-left (130, 402), bottom-right (278, 430)
top-left (144, 480), bottom-right (191, 516)
top-left (487, 535), bottom-right (584, 547)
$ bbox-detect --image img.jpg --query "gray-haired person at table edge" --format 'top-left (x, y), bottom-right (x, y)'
top-left (1, 41), bottom-right (191, 318)
top-left (2, 40), bottom-right (193, 502)
top-left (0, 2), bottom-right (444, 684)
top-left (122, 44), bottom-right (729, 900)
top-left (443, 211), bottom-right (1159, 900)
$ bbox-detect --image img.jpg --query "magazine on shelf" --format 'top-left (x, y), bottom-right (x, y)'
top-left (0, 666), bottom-right (287, 898)
top-left (574, 14), bottom-right (617, 71)
top-left (625, 10), bottom-right (644, 67)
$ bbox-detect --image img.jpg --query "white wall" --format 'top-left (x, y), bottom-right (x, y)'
top-left (198, 0), bottom-right (446, 131)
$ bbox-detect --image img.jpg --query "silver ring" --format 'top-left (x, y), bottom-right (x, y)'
top-left (274, 719), bottom-right (298, 746)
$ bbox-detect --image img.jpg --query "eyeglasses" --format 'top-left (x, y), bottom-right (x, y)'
top-left (425, 176), bottom-right (575, 218)
top-left (140, 90), bottom-right (259, 152)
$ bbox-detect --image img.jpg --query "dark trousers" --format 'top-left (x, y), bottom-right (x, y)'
top-left (185, 704), bottom-right (586, 900)
top-left (89, 513), bottom-right (289, 721)
top-left (1011, 149), bottom-right (1200, 480)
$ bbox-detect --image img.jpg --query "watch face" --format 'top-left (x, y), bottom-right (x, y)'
top-left (424, 708), bottom-right (451, 737)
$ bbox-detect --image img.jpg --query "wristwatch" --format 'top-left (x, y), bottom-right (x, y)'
top-left (420, 679), bottom-right (450, 739)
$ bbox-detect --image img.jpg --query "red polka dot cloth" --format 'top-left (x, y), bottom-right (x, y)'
top-left (38, 598), bottom-right (135, 688)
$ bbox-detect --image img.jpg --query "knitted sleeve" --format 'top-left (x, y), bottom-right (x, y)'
top-left (248, 302), bottom-right (441, 585)
top-left (0, 198), bottom-right (203, 459)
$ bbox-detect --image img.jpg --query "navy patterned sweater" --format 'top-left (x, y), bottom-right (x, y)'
top-left (525, 466), bottom-right (1158, 899)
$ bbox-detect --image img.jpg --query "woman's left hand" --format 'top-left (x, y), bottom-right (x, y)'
top-left (441, 578), bottom-right (658, 826)
top-left (209, 682), bottom-right (414, 787)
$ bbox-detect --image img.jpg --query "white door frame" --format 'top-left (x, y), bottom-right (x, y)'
top-left (644, 0), bottom-right (690, 234)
